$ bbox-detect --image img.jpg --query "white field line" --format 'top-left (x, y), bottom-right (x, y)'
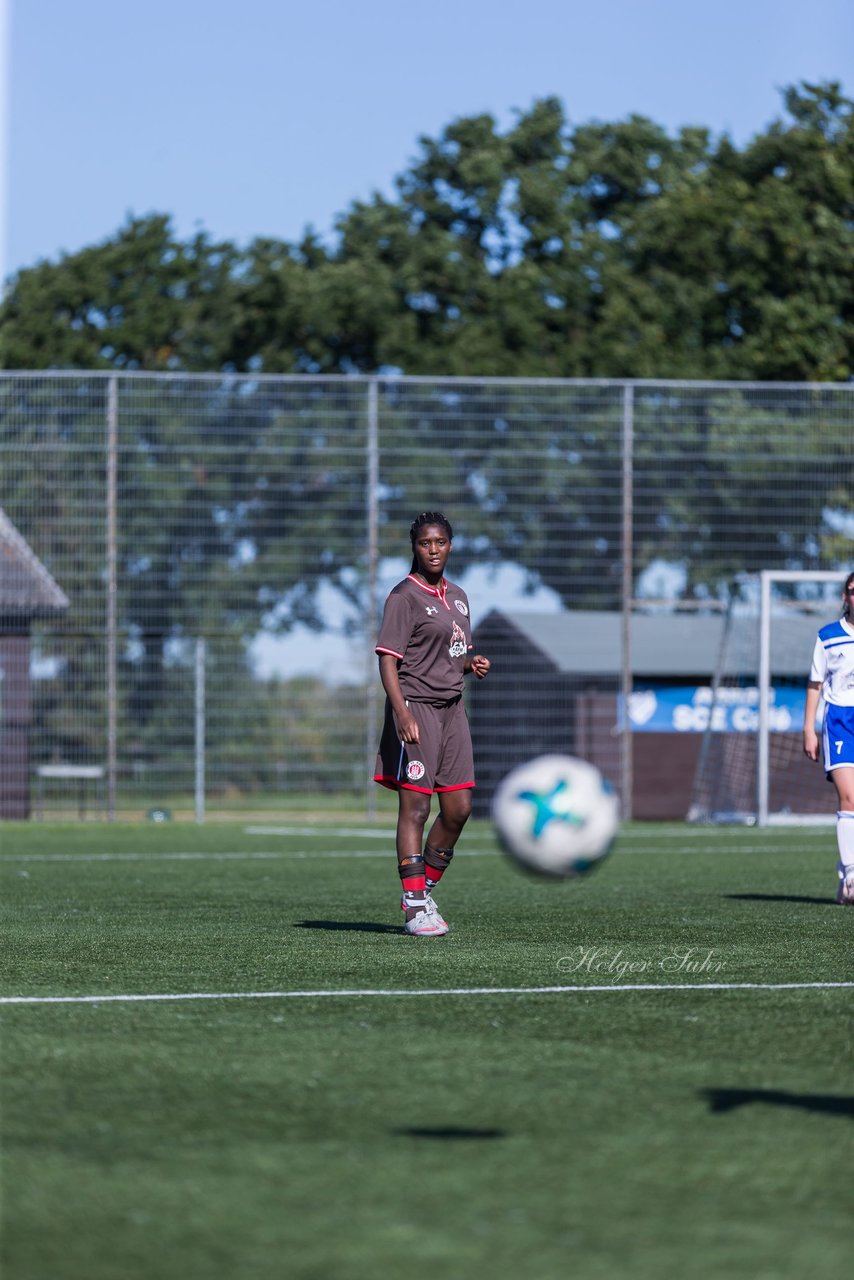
top-left (0, 848), bottom-right (496, 863)
top-left (1, 981), bottom-right (851, 1007)
top-left (246, 825), bottom-right (396, 837)
top-left (0, 842), bottom-right (811, 863)
top-left (0, 823), bottom-right (817, 866)
top-left (244, 825), bottom-right (812, 841)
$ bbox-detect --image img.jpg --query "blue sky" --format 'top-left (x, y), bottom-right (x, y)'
top-left (5, 0), bottom-right (853, 281)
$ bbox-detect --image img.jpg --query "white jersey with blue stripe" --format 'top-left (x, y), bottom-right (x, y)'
top-left (809, 618), bottom-right (854, 706)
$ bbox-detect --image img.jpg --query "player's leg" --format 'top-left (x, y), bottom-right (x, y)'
top-left (396, 786), bottom-right (431, 915)
top-left (823, 704), bottom-right (854, 904)
top-left (424, 699), bottom-right (475, 900)
top-left (425, 788), bottom-right (472, 881)
top-left (374, 698), bottom-right (437, 928)
top-left (388, 704), bottom-right (448, 935)
top-left (399, 799), bottom-right (448, 936)
top-left (830, 765), bottom-right (854, 905)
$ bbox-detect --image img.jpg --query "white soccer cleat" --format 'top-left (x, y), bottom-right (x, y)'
top-left (403, 897), bottom-right (449, 936)
top-left (401, 892), bottom-right (447, 929)
top-left (837, 874), bottom-right (854, 906)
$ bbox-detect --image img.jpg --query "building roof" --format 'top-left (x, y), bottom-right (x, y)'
top-left (0, 508), bottom-right (70, 616)
top-left (474, 609), bottom-right (818, 678)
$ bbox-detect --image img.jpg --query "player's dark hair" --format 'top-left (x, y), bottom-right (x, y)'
top-left (409, 511), bottom-right (453, 570)
top-left (843, 570), bottom-right (854, 619)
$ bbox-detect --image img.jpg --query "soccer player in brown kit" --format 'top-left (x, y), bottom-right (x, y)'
top-left (373, 512), bottom-right (491, 935)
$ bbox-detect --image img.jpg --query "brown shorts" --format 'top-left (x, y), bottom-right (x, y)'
top-left (373, 695), bottom-right (475, 795)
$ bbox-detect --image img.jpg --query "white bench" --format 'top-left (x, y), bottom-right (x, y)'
top-left (35, 765), bottom-right (105, 819)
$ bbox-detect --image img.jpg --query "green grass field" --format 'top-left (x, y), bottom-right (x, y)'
top-left (1, 817), bottom-right (851, 1280)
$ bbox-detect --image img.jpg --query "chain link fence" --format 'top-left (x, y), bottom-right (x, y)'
top-left (1, 373), bottom-right (852, 821)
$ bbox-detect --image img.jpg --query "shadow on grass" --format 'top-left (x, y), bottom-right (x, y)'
top-left (294, 919), bottom-right (402, 935)
top-left (725, 893), bottom-right (835, 905)
top-left (704, 1087), bottom-right (854, 1119)
top-left (393, 1126), bottom-right (508, 1140)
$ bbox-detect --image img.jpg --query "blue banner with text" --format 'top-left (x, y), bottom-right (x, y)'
top-left (621, 686), bottom-right (806, 733)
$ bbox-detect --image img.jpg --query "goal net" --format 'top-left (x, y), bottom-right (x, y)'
top-left (688, 570), bottom-right (844, 826)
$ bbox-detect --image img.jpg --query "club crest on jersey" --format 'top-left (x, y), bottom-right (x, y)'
top-left (454, 600), bottom-right (469, 616)
top-left (449, 621), bottom-right (467, 658)
top-left (406, 760), bottom-right (426, 781)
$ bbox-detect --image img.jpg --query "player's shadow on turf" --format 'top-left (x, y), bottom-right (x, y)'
top-left (294, 919), bottom-right (402, 934)
top-left (725, 893), bottom-right (835, 906)
top-left (704, 1088), bottom-right (854, 1119)
top-left (394, 1126), bottom-right (508, 1140)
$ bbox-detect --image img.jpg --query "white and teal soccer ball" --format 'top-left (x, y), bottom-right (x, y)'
top-left (491, 754), bottom-right (620, 879)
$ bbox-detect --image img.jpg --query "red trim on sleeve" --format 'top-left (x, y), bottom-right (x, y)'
top-left (376, 645), bottom-right (405, 660)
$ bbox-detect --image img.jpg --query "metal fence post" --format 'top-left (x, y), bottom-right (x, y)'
top-left (365, 377), bottom-right (379, 820)
top-left (106, 376), bottom-right (118, 821)
top-left (621, 383), bottom-right (634, 821)
top-left (195, 637), bottom-right (206, 824)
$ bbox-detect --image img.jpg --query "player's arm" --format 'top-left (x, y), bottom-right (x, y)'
top-left (378, 653), bottom-right (420, 743)
top-left (803, 680), bottom-right (822, 761)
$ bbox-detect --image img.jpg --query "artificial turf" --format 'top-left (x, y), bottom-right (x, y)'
top-left (1, 818), bottom-right (851, 1279)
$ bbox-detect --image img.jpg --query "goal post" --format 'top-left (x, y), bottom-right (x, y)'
top-left (757, 569), bottom-right (842, 826)
top-left (689, 568), bottom-right (846, 827)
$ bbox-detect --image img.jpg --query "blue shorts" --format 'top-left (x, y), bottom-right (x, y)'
top-left (822, 704), bottom-right (854, 773)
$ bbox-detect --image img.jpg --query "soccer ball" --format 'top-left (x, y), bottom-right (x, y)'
top-left (491, 753), bottom-right (619, 879)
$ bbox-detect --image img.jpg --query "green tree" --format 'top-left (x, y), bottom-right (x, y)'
top-left (0, 215), bottom-right (241, 371)
top-left (604, 83), bottom-right (854, 381)
top-left (2, 83), bottom-right (851, 381)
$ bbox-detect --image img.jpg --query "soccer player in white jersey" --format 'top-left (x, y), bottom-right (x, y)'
top-left (803, 569), bottom-right (854, 904)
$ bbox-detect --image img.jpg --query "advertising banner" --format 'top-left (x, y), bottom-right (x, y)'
top-left (623, 686), bottom-right (806, 733)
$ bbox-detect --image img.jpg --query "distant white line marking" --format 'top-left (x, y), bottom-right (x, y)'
top-left (244, 825), bottom-right (826, 841)
top-left (245, 825), bottom-right (396, 838)
top-left (0, 849), bottom-right (497, 863)
top-left (1, 844), bottom-right (803, 863)
top-left (2, 982), bottom-right (851, 1006)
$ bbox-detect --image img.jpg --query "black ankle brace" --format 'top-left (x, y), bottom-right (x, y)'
top-left (423, 845), bottom-right (454, 872)
top-left (398, 856), bottom-right (425, 881)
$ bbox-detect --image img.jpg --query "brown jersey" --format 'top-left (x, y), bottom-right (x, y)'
top-left (375, 574), bottom-right (473, 704)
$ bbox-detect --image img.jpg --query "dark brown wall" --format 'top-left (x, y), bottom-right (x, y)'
top-left (0, 630), bottom-right (32, 819)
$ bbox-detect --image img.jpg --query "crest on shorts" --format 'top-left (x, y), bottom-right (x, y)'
top-left (454, 600), bottom-right (468, 616)
top-left (449, 621), bottom-right (467, 659)
top-left (406, 760), bottom-right (426, 781)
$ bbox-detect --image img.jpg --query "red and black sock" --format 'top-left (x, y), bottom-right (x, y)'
top-left (423, 844), bottom-right (454, 894)
top-left (398, 855), bottom-right (426, 917)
